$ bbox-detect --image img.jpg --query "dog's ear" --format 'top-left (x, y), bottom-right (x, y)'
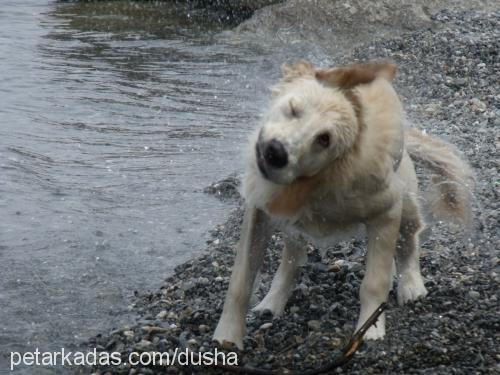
top-left (281, 60), bottom-right (315, 81)
top-left (315, 61), bottom-right (396, 89)
top-left (271, 60), bottom-right (315, 97)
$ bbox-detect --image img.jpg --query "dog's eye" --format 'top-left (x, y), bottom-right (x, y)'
top-left (287, 99), bottom-right (302, 118)
top-left (315, 132), bottom-right (331, 148)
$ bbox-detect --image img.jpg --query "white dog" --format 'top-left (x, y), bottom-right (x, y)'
top-left (213, 61), bottom-right (474, 349)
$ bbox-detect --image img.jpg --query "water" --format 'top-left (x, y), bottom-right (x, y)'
top-left (0, 1), bottom-right (277, 372)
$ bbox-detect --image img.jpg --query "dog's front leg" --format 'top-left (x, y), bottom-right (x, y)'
top-left (213, 206), bottom-right (271, 349)
top-left (357, 200), bottom-right (402, 339)
top-left (253, 234), bottom-right (307, 316)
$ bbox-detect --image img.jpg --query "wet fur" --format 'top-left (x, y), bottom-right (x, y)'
top-left (406, 128), bottom-right (474, 228)
top-left (213, 60), bottom-right (474, 349)
top-left (247, 61), bottom-right (472, 225)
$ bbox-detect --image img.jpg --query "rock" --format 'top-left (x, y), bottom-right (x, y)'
top-left (198, 324), bottom-right (210, 333)
top-left (469, 98), bottom-right (487, 112)
top-left (122, 330), bottom-right (135, 338)
top-left (181, 281), bottom-right (195, 291)
top-left (307, 320), bottom-right (321, 331)
top-left (141, 326), bottom-right (169, 334)
top-left (156, 310), bottom-right (167, 319)
top-left (468, 290), bottom-right (480, 299)
top-left (211, 0), bottom-right (282, 12)
top-left (328, 264), bottom-right (341, 272)
top-left (203, 173), bottom-right (241, 201)
top-left (259, 322), bottom-right (273, 330)
top-left (197, 277), bottom-right (210, 285)
top-left (134, 339), bottom-right (152, 351)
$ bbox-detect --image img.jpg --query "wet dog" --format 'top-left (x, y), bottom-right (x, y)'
top-left (213, 61), bottom-right (474, 349)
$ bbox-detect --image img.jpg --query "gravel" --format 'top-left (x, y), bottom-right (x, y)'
top-left (226, 0), bottom-right (499, 55)
top-left (87, 8), bottom-right (499, 375)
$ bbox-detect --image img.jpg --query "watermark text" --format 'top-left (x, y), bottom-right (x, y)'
top-left (10, 347), bottom-right (237, 370)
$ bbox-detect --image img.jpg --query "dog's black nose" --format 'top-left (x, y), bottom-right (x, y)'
top-left (264, 139), bottom-right (288, 169)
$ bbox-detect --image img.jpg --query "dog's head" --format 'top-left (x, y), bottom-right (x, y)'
top-left (254, 60), bottom-right (396, 186)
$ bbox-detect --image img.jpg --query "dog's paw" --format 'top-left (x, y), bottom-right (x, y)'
top-left (356, 311), bottom-right (385, 340)
top-left (212, 319), bottom-right (245, 350)
top-left (363, 323), bottom-right (386, 340)
top-left (252, 294), bottom-right (287, 317)
top-left (397, 273), bottom-right (427, 306)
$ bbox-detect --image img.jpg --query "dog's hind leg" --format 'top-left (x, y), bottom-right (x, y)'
top-left (357, 199), bottom-right (402, 340)
top-left (213, 206), bottom-right (271, 349)
top-left (396, 194), bottom-right (428, 305)
top-left (253, 234), bottom-right (307, 316)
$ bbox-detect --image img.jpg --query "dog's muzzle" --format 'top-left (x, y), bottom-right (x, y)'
top-left (256, 139), bottom-right (288, 179)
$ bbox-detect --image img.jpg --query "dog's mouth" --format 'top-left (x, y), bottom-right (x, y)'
top-left (294, 175), bottom-right (312, 183)
top-left (256, 144), bottom-right (315, 186)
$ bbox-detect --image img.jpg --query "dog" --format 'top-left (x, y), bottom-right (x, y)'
top-left (213, 60), bottom-right (474, 349)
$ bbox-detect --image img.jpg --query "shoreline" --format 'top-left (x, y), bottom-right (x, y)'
top-left (88, 7), bottom-right (499, 375)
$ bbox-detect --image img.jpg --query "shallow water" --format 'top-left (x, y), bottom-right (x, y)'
top-left (0, 1), bottom-right (279, 372)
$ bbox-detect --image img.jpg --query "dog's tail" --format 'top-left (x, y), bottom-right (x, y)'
top-left (406, 128), bottom-right (474, 229)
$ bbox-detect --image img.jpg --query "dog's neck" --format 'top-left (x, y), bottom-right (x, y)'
top-left (265, 149), bottom-right (358, 218)
top-left (265, 174), bottom-right (322, 217)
